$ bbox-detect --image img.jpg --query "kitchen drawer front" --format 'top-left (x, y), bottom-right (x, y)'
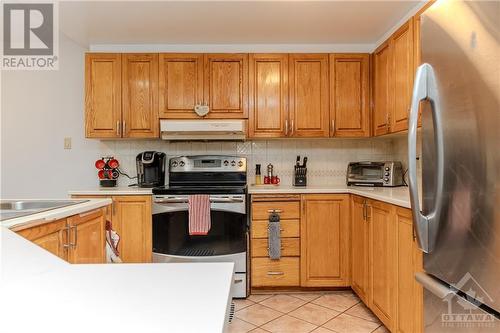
top-left (251, 257), bottom-right (300, 287)
top-left (251, 238), bottom-right (300, 257)
top-left (251, 201), bottom-right (300, 220)
top-left (251, 219), bottom-right (300, 238)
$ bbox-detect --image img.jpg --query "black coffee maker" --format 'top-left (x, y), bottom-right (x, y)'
top-left (136, 151), bottom-right (166, 188)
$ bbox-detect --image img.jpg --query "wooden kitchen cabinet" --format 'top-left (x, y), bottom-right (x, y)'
top-left (16, 218), bottom-right (69, 261)
top-left (372, 42), bottom-right (392, 136)
top-left (67, 209), bottom-right (106, 264)
top-left (289, 54), bottom-right (330, 137)
top-left (248, 54), bottom-right (289, 138)
top-left (329, 54), bottom-right (370, 137)
top-left (204, 54), bottom-right (248, 118)
top-left (158, 53), bottom-right (204, 118)
top-left (85, 53), bottom-right (122, 138)
top-left (300, 194), bottom-right (350, 287)
top-left (122, 53), bottom-right (159, 138)
top-left (351, 195), bottom-right (370, 304)
top-left (369, 199), bottom-right (397, 330)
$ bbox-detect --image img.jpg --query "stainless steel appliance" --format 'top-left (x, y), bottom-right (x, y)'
top-left (136, 151), bottom-right (166, 188)
top-left (160, 119), bottom-right (246, 141)
top-left (408, 1), bottom-right (499, 331)
top-left (152, 155), bottom-right (248, 298)
top-left (346, 161), bottom-right (403, 187)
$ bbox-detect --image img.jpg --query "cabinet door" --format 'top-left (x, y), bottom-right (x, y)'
top-left (369, 200), bottom-right (396, 330)
top-left (301, 194), bottom-right (350, 287)
top-left (289, 54), bottom-right (330, 137)
top-left (330, 54), bottom-right (370, 137)
top-left (248, 54), bottom-right (288, 138)
top-left (372, 42), bottom-right (392, 136)
top-left (204, 54), bottom-right (248, 118)
top-left (122, 53), bottom-right (159, 138)
top-left (159, 53), bottom-right (204, 118)
top-left (85, 53), bottom-right (122, 138)
top-left (16, 218), bottom-right (68, 261)
top-left (351, 196), bottom-right (370, 304)
top-left (112, 195), bottom-right (152, 263)
top-left (67, 209), bottom-right (106, 264)
top-left (396, 207), bottom-right (424, 333)
top-left (391, 19), bottom-right (414, 133)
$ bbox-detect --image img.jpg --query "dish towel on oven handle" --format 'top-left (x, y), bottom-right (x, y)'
top-left (268, 212), bottom-right (281, 260)
top-left (188, 194), bottom-right (212, 235)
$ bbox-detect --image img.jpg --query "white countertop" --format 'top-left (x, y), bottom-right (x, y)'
top-left (248, 184), bottom-right (411, 208)
top-left (0, 200), bottom-right (234, 333)
top-left (69, 186), bottom-right (153, 196)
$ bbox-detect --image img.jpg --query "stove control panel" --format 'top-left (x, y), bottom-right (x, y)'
top-left (169, 155), bottom-right (247, 172)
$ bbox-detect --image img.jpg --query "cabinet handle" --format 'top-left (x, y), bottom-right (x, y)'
top-left (68, 225), bottom-right (78, 248)
top-left (331, 119), bottom-right (336, 136)
top-left (362, 201), bottom-right (367, 221)
top-left (63, 225), bottom-right (71, 248)
top-left (386, 113), bottom-right (391, 131)
top-left (122, 121), bottom-right (126, 136)
top-left (290, 119), bottom-right (295, 136)
top-left (267, 247), bottom-right (285, 250)
top-left (267, 209), bottom-right (282, 213)
top-left (116, 121), bottom-right (120, 136)
top-left (267, 271), bottom-right (284, 276)
top-left (285, 119), bottom-right (289, 136)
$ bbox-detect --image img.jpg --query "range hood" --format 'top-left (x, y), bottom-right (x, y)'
top-left (160, 119), bottom-right (246, 141)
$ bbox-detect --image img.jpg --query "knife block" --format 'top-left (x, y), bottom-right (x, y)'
top-left (293, 166), bottom-right (307, 187)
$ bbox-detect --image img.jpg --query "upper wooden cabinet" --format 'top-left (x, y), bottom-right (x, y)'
top-left (301, 194), bottom-right (350, 287)
top-left (122, 53), bottom-right (159, 138)
top-left (289, 54), bottom-right (330, 137)
top-left (85, 53), bottom-right (122, 138)
top-left (391, 19), bottom-right (414, 133)
top-left (204, 54), bottom-right (249, 118)
top-left (248, 54), bottom-right (289, 138)
top-left (372, 42), bottom-right (392, 136)
top-left (158, 53), bottom-right (204, 118)
top-left (330, 54), bottom-right (370, 137)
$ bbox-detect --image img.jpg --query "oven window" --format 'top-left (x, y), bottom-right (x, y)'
top-left (350, 166), bottom-right (383, 180)
top-left (153, 211), bottom-right (247, 256)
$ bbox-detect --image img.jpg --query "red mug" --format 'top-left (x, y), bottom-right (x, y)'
top-left (264, 176), bottom-right (271, 184)
top-left (271, 176), bottom-right (280, 184)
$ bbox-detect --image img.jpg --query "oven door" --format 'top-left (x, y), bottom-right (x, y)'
top-left (152, 194), bottom-right (247, 264)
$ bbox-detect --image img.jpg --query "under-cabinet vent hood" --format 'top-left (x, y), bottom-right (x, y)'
top-left (160, 119), bottom-right (246, 141)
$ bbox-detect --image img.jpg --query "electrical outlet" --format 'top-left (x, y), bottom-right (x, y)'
top-left (64, 137), bottom-right (72, 149)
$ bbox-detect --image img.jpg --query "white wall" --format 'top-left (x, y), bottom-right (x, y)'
top-left (1, 33), bottom-right (102, 199)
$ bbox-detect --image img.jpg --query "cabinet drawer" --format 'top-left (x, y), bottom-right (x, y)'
top-left (251, 238), bottom-right (300, 257)
top-left (251, 219), bottom-right (300, 238)
top-left (251, 257), bottom-right (300, 287)
top-left (251, 201), bottom-right (300, 220)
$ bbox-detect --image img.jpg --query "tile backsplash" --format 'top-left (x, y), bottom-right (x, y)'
top-left (97, 137), bottom-right (411, 187)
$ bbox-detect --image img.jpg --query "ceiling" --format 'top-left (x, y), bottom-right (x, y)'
top-left (60, 1), bottom-right (422, 50)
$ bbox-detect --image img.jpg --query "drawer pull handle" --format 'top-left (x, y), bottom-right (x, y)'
top-left (267, 209), bottom-right (283, 213)
top-left (267, 271), bottom-right (284, 276)
top-left (234, 279), bottom-right (243, 283)
top-left (267, 247), bottom-right (285, 250)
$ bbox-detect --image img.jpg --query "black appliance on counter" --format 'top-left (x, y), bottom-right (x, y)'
top-left (136, 151), bottom-right (166, 188)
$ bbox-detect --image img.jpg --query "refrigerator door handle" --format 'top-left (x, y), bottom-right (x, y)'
top-left (408, 63), bottom-right (444, 253)
top-left (415, 272), bottom-right (455, 299)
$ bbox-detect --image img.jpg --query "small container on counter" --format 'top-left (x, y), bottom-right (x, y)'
top-left (255, 164), bottom-right (262, 185)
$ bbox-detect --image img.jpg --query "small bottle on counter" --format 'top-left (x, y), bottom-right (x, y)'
top-left (267, 163), bottom-right (274, 178)
top-left (255, 164), bottom-right (262, 185)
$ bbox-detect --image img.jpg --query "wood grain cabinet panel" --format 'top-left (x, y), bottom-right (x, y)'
top-left (16, 218), bottom-right (69, 261)
top-left (330, 54), bottom-right (370, 137)
top-left (122, 53), bottom-right (159, 138)
top-left (251, 257), bottom-right (300, 287)
top-left (159, 53), bottom-right (204, 118)
top-left (67, 209), bottom-right (106, 264)
top-left (85, 53), bottom-right (122, 138)
top-left (248, 54), bottom-right (288, 138)
top-left (251, 201), bottom-right (300, 220)
top-left (289, 54), bottom-right (330, 137)
top-left (351, 195), bottom-right (370, 304)
top-left (204, 54), bottom-right (248, 118)
top-left (301, 194), bottom-right (350, 287)
top-left (372, 42), bottom-right (393, 136)
top-left (251, 238), bottom-right (300, 257)
top-left (391, 20), bottom-right (414, 133)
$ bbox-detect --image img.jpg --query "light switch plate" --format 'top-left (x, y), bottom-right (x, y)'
top-left (64, 137), bottom-right (72, 149)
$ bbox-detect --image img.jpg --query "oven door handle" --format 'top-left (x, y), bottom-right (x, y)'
top-left (154, 197), bottom-right (244, 204)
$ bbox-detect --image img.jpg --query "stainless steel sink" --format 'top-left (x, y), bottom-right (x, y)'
top-left (0, 200), bottom-right (88, 221)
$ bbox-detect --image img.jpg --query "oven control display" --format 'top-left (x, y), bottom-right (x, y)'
top-left (195, 159), bottom-right (221, 168)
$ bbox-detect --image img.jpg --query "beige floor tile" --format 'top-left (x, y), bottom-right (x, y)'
top-left (248, 294), bottom-right (274, 303)
top-left (235, 304), bottom-right (282, 326)
top-left (344, 303), bottom-right (380, 323)
top-left (312, 292), bottom-right (360, 312)
top-left (250, 329), bottom-right (270, 333)
top-left (372, 325), bottom-right (389, 333)
top-left (227, 318), bottom-right (256, 333)
top-left (260, 294), bottom-right (308, 313)
top-left (261, 315), bottom-right (318, 333)
top-left (288, 293), bottom-right (323, 302)
top-left (310, 327), bottom-right (335, 333)
top-left (234, 298), bottom-right (256, 311)
top-left (323, 313), bottom-right (380, 333)
top-left (288, 303), bottom-right (340, 326)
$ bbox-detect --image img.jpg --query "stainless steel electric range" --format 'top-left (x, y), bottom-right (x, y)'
top-left (152, 155), bottom-right (248, 298)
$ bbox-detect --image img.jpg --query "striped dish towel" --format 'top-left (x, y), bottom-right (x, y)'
top-left (188, 194), bottom-right (211, 235)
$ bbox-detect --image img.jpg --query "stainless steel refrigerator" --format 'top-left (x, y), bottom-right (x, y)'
top-left (408, 0), bottom-right (499, 332)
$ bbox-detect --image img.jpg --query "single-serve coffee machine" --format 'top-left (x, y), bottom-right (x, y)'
top-left (136, 151), bottom-right (166, 188)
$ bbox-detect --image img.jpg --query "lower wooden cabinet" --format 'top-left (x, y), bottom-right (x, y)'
top-left (251, 257), bottom-right (300, 287)
top-left (351, 195), bottom-right (370, 304)
top-left (16, 218), bottom-right (69, 261)
top-left (301, 194), bottom-right (350, 287)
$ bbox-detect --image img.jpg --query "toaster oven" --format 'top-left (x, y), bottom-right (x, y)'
top-left (347, 161), bottom-right (404, 187)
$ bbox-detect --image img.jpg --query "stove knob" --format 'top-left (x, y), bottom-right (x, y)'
top-left (223, 160), bottom-right (229, 166)
top-left (238, 161), bottom-right (243, 167)
top-left (231, 160), bottom-right (236, 166)
top-left (172, 161), bottom-right (178, 167)
top-left (384, 172), bottom-right (390, 176)
top-left (384, 177), bottom-right (389, 182)
top-left (179, 161), bottom-right (185, 167)
top-left (385, 167), bottom-right (390, 171)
